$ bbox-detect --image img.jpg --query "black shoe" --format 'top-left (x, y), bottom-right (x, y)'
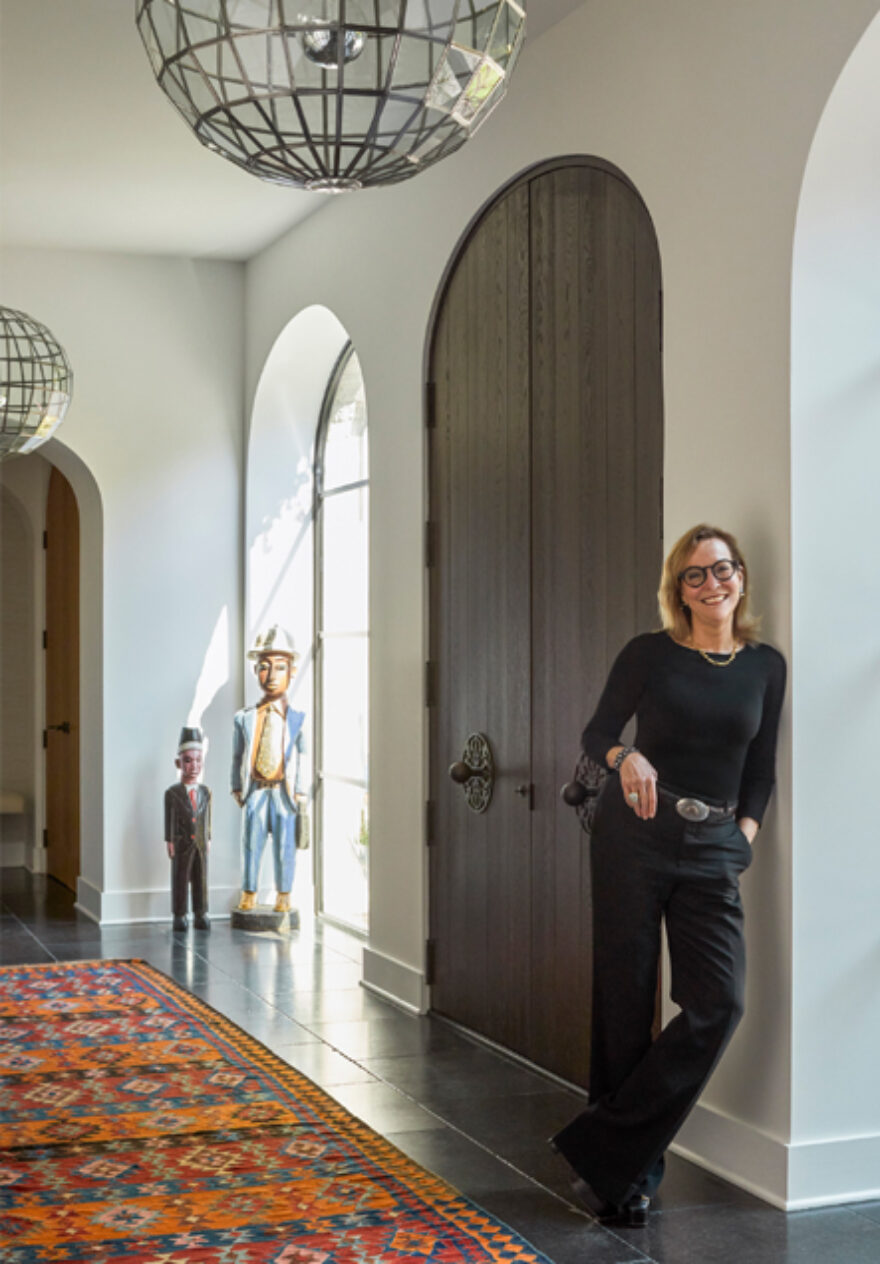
top-left (193, 916), bottom-right (210, 931)
top-left (569, 1176), bottom-right (621, 1221)
top-left (172, 916), bottom-right (188, 932)
top-left (620, 1193), bottom-right (651, 1227)
top-left (549, 1138), bottom-right (651, 1228)
top-left (571, 1180), bottom-right (650, 1227)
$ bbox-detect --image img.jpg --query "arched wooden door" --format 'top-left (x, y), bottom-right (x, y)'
top-left (45, 466), bottom-right (80, 892)
top-left (427, 159), bottom-right (663, 1087)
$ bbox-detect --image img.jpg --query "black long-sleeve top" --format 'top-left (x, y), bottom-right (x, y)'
top-left (582, 632), bottom-right (786, 824)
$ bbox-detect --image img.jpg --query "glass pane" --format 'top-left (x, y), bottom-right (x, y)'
top-left (321, 778), bottom-right (369, 931)
top-left (322, 351), bottom-right (368, 490)
top-left (321, 487), bottom-right (368, 634)
top-left (317, 341), bottom-right (369, 931)
top-left (320, 634), bottom-right (368, 783)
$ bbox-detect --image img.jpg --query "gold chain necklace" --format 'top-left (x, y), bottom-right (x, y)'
top-left (691, 644), bottom-right (738, 667)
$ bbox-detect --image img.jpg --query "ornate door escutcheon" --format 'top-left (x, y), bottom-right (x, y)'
top-left (448, 733), bottom-right (494, 814)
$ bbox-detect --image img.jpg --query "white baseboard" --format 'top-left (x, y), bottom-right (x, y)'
top-left (787, 1133), bottom-right (880, 1209)
top-left (75, 876), bottom-right (102, 922)
top-left (674, 1100), bottom-right (880, 1209)
top-left (74, 882), bottom-right (239, 925)
top-left (362, 945), bottom-right (427, 1014)
top-left (672, 1102), bottom-right (789, 1207)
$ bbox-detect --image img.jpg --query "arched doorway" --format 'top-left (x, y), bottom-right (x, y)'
top-left (247, 306), bottom-right (370, 928)
top-left (0, 442), bottom-right (102, 907)
top-left (427, 157), bottom-right (664, 1086)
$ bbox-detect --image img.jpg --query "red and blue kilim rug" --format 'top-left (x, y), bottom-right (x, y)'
top-left (0, 960), bottom-right (553, 1263)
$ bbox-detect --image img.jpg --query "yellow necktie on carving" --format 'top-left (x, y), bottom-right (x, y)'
top-left (255, 707), bottom-right (283, 780)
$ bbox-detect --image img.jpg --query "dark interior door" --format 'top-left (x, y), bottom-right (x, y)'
top-left (429, 181), bottom-right (532, 1051)
top-left (45, 466), bottom-right (80, 893)
top-left (428, 159), bottom-right (663, 1087)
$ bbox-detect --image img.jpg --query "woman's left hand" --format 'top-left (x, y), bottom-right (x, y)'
top-left (738, 817), bottom-right (758, 845)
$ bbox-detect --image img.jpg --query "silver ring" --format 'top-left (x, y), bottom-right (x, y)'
top-left (627, 791), bottom-right (639, 804)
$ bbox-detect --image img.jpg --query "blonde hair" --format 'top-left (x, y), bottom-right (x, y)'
top-left (658, 524), bottom-right (760, 646)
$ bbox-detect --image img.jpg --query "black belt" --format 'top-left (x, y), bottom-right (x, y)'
top-left (656, 784), bottom-right (735, 822)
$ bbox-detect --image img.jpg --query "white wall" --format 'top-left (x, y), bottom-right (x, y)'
top-left (245, 0), bottom-right (880, 1203)
top-left (0, 247), bottom-right (246, 921)
top-left (792, 9), bottom-right (880, 1207)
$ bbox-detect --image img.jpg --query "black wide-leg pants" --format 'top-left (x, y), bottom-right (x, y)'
top-left (552, 786), bottom-right (752, 1206)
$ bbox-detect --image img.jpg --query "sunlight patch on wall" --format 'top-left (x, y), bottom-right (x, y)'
top-left (187, 604), bottom-right (229, 733)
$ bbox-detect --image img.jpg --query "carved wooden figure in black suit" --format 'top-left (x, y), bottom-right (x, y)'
top-left (165, 725), bottom-right (211, 932)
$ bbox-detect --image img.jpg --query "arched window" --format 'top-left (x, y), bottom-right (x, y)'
top-left (314, 343), bottom-right (369, 932)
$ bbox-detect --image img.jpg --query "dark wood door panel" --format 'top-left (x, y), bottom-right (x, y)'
top-left (429, 181), bottom-right (532, 1051)
top-left (528, 166), bottom-right (663, 1084)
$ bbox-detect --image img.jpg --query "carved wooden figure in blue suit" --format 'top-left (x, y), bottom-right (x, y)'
top-left (231, 625), bottom-right (306, 913)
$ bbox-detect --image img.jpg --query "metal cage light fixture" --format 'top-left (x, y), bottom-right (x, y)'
top-left (0, 307), bottom-right (73, 461)
top-left (135, 1), bottom-right (527, 192)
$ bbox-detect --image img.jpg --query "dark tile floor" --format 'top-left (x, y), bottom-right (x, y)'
top-left (3, 868), bottom-right (880, 1263)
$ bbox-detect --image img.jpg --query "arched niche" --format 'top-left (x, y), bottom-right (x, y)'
top-left (790, 8), bottom-right (880, 1201)
top-left (246, 305), bottom-right (355, 912)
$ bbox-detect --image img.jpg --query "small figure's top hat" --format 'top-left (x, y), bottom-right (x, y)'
top-left (247, 624), bottom-right (299, 664)
top-left (178, 726), bottom-right (204, 753)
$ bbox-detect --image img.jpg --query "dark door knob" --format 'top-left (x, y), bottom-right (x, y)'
top-left (560, 780), bottom-right (588, 806)
top-left (514, 784), bottom-right (530, 797)
top-left (449, 761), bottom-right (485, 784)
top-left (47, 721), bottom-right (72, 734)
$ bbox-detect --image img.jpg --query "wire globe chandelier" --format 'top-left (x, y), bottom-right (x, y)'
top-left (135, 1), bottom-right (527, 192)
top-left (0, 308), bottom-right (73, 462)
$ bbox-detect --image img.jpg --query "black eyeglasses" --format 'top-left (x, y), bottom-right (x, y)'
top-left (678, 558), bottom-right (741, 588)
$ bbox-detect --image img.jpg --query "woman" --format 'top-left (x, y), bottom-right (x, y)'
top-left (551, 524), bottom-right (786, 1227)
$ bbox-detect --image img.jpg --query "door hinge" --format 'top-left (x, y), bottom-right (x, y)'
top-left (43, 529), bottom-right (48, 550)
top-left (42, 729), bottom-right (48, 749)
top-left (42, 828), bottom-right (48, 848)
top-left (42, 629), bottom-right (48, 650)
top-left (425, 800), bottom-right (435, 845)
top-left (424, 520), bottom-right (436, 569)
top-left (425, 939), bottom-right (437, 986)
top-left (425, 661), bottom-right (437, 708)
top-left (425, 380), bottom-right (437, 429)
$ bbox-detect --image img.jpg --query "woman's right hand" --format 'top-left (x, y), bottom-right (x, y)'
top-left (617, 749), bottom-right (658, 820)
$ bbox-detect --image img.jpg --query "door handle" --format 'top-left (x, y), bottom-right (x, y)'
top-left (560, 779), bottom-right (588, 805)
top-left (448, 733), bottom-right (494, 814)
top-left (47, 721), bottom-right (71, 734)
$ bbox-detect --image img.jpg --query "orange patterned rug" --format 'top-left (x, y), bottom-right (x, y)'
top-left (0, 959), bottom-right (551, 1263)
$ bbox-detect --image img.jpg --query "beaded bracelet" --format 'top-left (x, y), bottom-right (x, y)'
top-left (612, 745), bottom-right (637, 771)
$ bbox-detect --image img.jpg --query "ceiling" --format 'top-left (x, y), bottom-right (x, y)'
top-left (0, 0), bottom-right (583, 262)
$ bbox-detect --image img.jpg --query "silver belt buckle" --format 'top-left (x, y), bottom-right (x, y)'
top-left (676, 797), bottom-right (710, 823)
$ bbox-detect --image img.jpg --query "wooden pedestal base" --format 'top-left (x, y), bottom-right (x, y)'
top-left (229, 905), bottom-right (300, 932)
